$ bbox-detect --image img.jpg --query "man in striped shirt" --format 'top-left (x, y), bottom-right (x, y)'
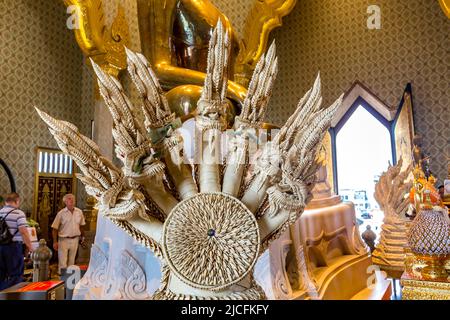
top-left (0, 193), bottom-right (34, 290)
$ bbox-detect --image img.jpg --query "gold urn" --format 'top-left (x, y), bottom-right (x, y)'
top-left (407, 206), bottom-right (450, 281)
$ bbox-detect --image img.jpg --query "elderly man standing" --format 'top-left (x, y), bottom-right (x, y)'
top-left (51, 194), bottom-right (85, 274)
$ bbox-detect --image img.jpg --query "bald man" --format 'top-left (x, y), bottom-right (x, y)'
top-left (51, 194), bottom-right (85, 274)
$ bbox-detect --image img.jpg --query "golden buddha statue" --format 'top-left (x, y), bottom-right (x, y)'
top-left (64, 0), bottom-right (296, 124)
top-left (136, 0), bottom-right (244, 121)
top-left (409, 166), bottom-right (443, 212)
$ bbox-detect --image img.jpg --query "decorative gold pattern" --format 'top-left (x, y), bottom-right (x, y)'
top-left (401, 273), bottom-right (450, 300)
top-left (63, 0), bottom-right (130, 77)
top-left (234, 0), bottom-right (297, 86)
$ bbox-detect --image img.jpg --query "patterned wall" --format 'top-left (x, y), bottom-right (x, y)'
top-left (213, 0), bottom-right (254, 40)
top-left (267, 0), bottom-right (449, 183)
top-left (0, 0), bottom-right (93, 213)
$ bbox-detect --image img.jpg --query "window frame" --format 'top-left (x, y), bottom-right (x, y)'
top-left (329, 82), bottom-right (414, 194)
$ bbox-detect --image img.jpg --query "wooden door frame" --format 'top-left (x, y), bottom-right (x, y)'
top-left (32, 146), bottom-right (77, 221)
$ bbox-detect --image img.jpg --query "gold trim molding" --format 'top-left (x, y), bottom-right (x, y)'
top-left (235, 0), bottom-right (297, 86)
top-left (439, 0), bottom-right (450, 18)
top-left (63, 0), bottom-right (130, 77)
top-left (401, 273), bottom-right (450, 300)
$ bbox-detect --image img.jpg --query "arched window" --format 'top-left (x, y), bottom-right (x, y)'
top-left (327, 82), bottom-right (415, 237)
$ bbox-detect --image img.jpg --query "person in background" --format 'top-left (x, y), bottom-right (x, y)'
top-left (51, 194), bottom-right (85, 275)
top-left (361, 225), bottom-right (377, 253)
top-left (438, 185), bottom-right (444, 200)
top-left (0, 193), bottom-right (34, 290)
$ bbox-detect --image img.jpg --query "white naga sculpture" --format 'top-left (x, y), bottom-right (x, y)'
top-left (36, 21), bottom-right (343, 300)
top-left (372, 158), bottom-right (413, 271)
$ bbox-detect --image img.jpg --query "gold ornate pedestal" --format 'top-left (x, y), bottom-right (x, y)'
top-left (401, 272), bottom-right (450, 300)
top-left (378, 265), bottom-right (405, 280)
top-left (401, 249), bottom-right (450, 299)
